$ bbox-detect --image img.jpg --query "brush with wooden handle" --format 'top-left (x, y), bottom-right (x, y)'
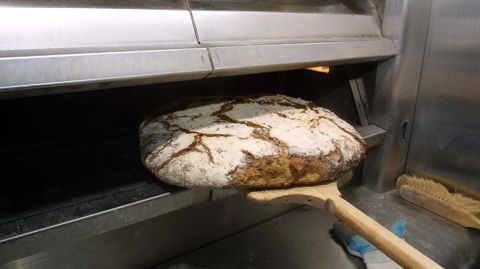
top-left (397, 174), bottom-right (480, 229)
top-left (139, 95), bottom-right (443, 269)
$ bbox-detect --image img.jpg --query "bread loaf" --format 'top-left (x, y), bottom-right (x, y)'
top-left (140, 95), bottom-right (366, 189)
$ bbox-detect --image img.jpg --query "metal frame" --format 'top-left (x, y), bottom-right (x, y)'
top-left (192, 11), bottom-right (383, 46)
top-left (0, 188), bottom-right (209, 264)
top-left (0, 49), bottom-right (212, 99)
top-left (362, 0), bottom-right (433, 191)
top-left (0, 1), bottom-right (397, 99)
top-left (347, 67), bottom-right (370, 127)
top-left (207, 39), bottom-right (395, 77)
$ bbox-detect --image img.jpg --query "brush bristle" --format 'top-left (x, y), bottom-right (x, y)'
top-left (397, 174), bottom-right (480, 217)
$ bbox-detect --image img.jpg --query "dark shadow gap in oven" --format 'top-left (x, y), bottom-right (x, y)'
top-left (0, 65), bottom-right (369, 238)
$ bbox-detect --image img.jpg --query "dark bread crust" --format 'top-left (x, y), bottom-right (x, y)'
top-left (232, 138), bottom-right (365, 188)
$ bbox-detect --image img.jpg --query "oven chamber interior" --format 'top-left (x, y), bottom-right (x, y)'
top-left (0, 0), bottom-right (479, 268)
top-left (0, 65), bottom-right (385, 265)
top-left (0, 65), bottom-right (375, 232)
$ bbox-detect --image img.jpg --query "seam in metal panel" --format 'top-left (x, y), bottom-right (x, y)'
top-left (185, 0), bottom-right (201, 45)
top-left (185, 1), bottom-right (215, 77)
top-left (403, 0), bottom-right (434, 173)
top-left (368, 0), bottom-right (383, 30)
top-left (204, 47), bottom-right (216, 78)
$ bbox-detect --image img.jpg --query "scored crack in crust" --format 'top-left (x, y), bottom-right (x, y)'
top-left (139, 95), bottom-right (366, 189)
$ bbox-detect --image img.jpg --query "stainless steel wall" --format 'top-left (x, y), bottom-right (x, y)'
top-left (406, 0), bottom-right (480, 199)
top-left (362, 0), bottom-right (432, 192)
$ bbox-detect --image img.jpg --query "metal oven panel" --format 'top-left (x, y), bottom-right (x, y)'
top-left (0, 1), bottom-right (211, 99)
top-left (192, 11), bottom-right (382, 46)
top-left (189, 0), bottom-right (378, 47)
top-left (0, 49), bottom-right (211, 99)
top-left (406, 0), bottom-right (480, 199)
top-left (189, 0), bottom-right (396, 77)
top-left (0, 7), bottom-right (197, 56)
top-left (208, 39), bottom-right (395, 77)
top-left (0, 0), bottom-right (397, 99)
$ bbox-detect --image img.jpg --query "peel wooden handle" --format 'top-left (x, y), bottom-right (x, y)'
top-left (329, 196), bottom-right (443, 269)
top-left (247, 182), bottom-right (443, 269)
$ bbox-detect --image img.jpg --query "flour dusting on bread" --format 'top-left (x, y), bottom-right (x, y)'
top-left (140, 95), bottom-right (366, 189)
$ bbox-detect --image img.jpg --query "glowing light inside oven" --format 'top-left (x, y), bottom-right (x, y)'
top-left (305, 66), bottom-right (330, 74)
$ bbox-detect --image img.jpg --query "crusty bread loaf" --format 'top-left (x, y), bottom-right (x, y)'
top-left (140, 95), bottom-right (366, 189)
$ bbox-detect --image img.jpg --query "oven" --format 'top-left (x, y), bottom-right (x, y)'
top-left (0, 1), bottom-right (478, 268)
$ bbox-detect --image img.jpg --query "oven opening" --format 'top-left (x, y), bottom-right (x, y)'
top-left (0, 62), bottom-right (378, 253)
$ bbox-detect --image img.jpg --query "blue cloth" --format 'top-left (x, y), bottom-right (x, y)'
top-left (335, 219), bottom-right (407, 257)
